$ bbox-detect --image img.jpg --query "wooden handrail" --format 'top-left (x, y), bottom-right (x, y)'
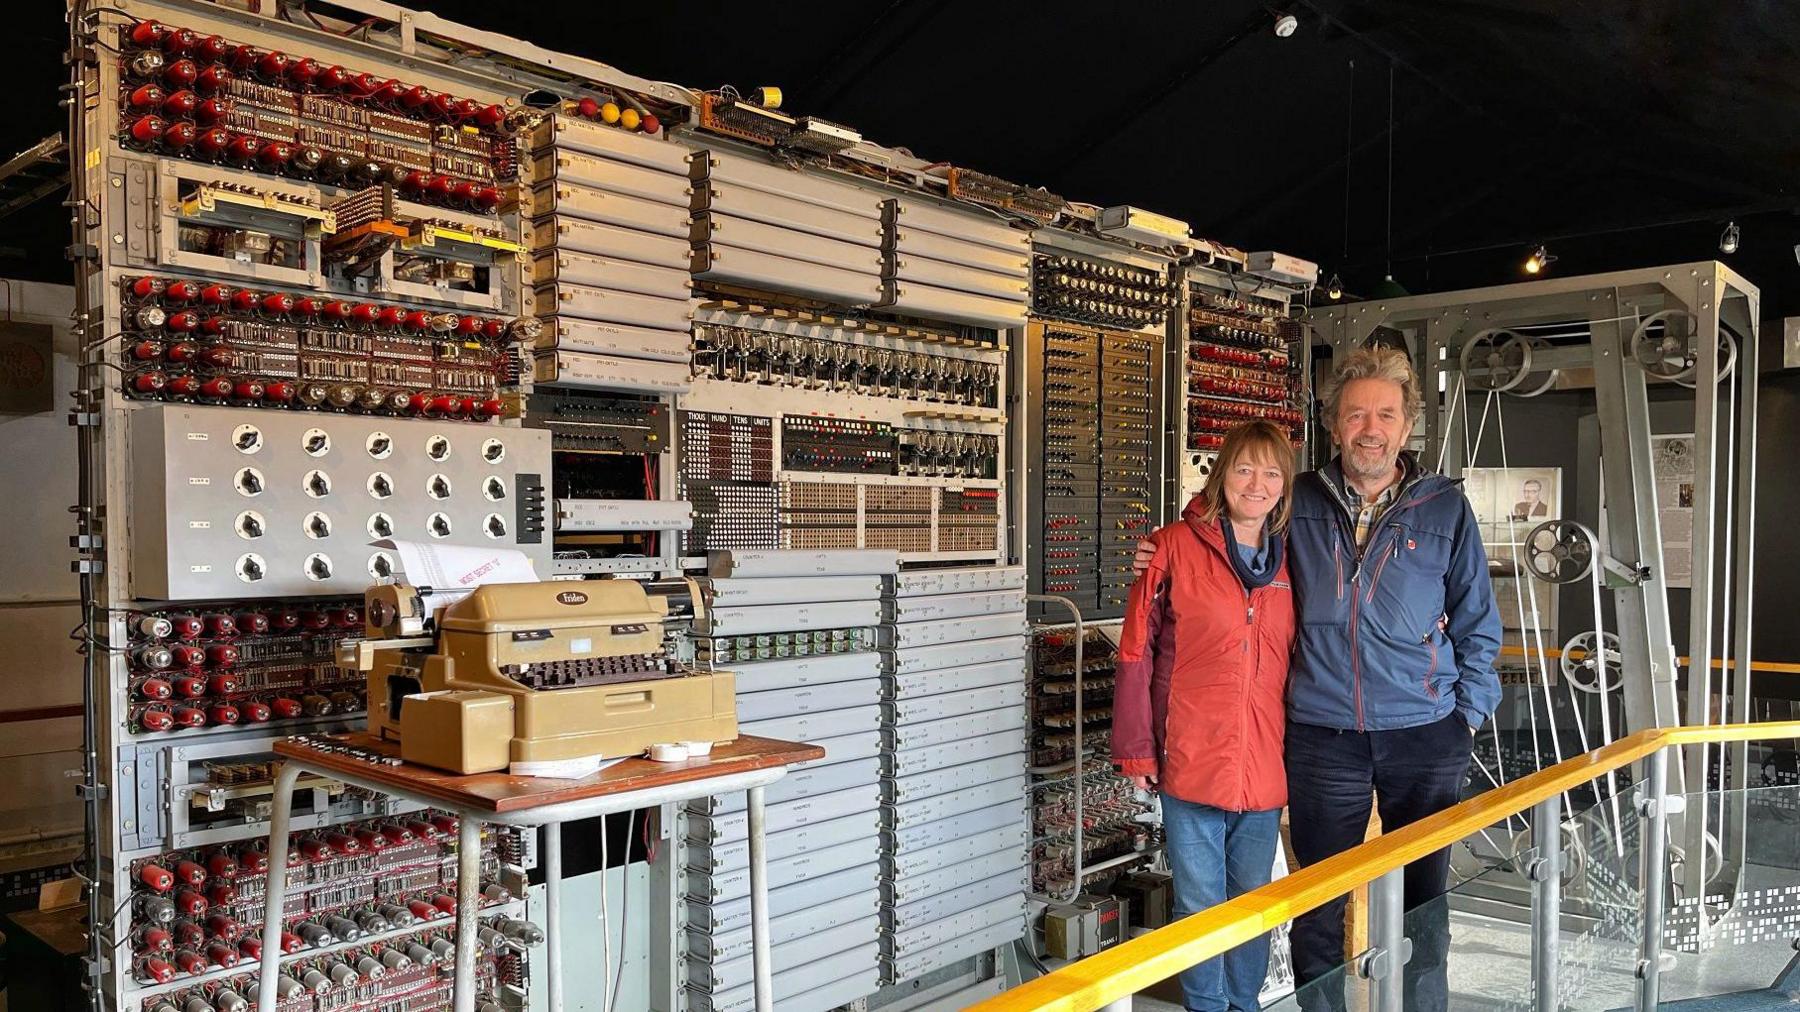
top-left (974, 720), bottom-right (1800, 1012)
top-left (1497, 644), bottom-right (1800, 674)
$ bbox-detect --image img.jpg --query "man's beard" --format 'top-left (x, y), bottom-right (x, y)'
top-left (1343, 441), bottom-right (1398, 482)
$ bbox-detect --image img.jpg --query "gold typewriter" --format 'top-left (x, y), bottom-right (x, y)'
top-left (346, 580), bottom-right (736, 774)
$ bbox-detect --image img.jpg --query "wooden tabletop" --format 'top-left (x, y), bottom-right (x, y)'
top-left (272, 732), bottom-right (825, 815)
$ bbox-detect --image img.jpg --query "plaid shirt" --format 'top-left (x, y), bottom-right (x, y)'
top-left (1344, 476), bottom-right (1400, 550)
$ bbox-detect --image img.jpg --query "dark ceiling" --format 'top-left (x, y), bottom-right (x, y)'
top-left (12, 1), bottom-right (1800, 310)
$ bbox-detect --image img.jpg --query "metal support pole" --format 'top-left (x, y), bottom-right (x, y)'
top-left (254, 764), bottom-right (303, 1012)
top-left (544, 824), bottom-right (563, 1012)
top-left (1636, 747), bottom-right (1670, 1010)
top-left (454, 817), bottom-right (482, 1012)
top-left (747, 784), bottom-right (774, 1012)
top-left (1530, 795), bottom-right (1563, 1012)
top-left (1367, 867), bottom-right (1408, 1012)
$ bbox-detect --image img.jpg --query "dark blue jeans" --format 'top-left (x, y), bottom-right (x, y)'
top-left (1161, 796), bottom-right (1282, 1011)
top-left (1285, 713), bottom-right (1472, 1012)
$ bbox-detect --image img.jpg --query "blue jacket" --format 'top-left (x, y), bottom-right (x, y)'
top-left (1285, 454), bottom-right (1502, 732)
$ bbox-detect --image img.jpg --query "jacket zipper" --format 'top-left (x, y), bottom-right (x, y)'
top-left (1316, 467), bottom-right (1433, 733)
top-left (1333, 539), bottom-right (1343, 600)
top-left (1243, 583), bottom-right (1255, 810)
top-left (1364, 523), bottom-right (1403, 605)
top-left (1425, 626), bottom-right (1440, 698)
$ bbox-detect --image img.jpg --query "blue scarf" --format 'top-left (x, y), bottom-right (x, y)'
top-left (1218, 517), bottom-right (1283, 591)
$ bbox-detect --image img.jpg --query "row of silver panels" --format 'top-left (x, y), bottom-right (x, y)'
top-left (880, 197), bottom-right (1031, 329)
top-left (883, 588), bottom-right (1025, 623)
top-left (706, 574), bottom-right (885, 606)
top-left (880, 612), bottom-right (1029, 649)
top-left (527, 114), bottom-right (695, 393)
top-left (887, 634), bottom-right (1030, 676)
top-left (888, 655), bottom-right (1027, 701)
top-left (889, 565), bottom-right (1025, 597)
top-left (688, 963), bottom-right (881, 1012)
top-left (128, 404), bottom-right (552, 600)
top-left (884, 918), bottom-right (1027, 990)
top-left (696, 599), bottom-right (883, 636)
top-left (690, 148), bottom-right (884, 308)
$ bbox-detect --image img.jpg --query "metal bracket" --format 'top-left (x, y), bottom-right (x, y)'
top-left (69, 534), bottom-right (102, 550)
top-left (74, 782), bottom-right (106, 802)
top-left (1601, 555), bottom-right (1652, 586)
top-left (81, 955), bottom-right (109, 979)
top-left (71, 559), bottom-right (103, 575)
top-left (67, 411), bottom-right (100, 427)
top-left (1634, 791), bottom-right (1687, 818)
top-left (1354, 941), bottom-right (1410, 981)
top-left (1527, 856), bottom-right (1557, 883)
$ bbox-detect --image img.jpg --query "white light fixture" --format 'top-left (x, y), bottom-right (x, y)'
top-left (1719, 221), bottom-right (1740, 255)
top-left (1273, 12), bottom-right (1299, 37)
top-left (1524, 244), bottom-right (1555, 275)
top-left (1325, 273), bottom-right (1344, 300)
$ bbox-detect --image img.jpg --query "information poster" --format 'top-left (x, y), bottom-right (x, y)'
top-left (1652, 434), bottom-right (1695, 588)
top-left (1464, 467), bottom-right (1560, 636)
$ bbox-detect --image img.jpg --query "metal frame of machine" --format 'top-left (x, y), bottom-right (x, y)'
top-left (1307, 262), bottom-right (1761, 928)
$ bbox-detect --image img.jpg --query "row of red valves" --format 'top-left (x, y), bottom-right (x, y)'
top-left (1191, 375), bottom-right (1288, 400)
top-left (134, 904), bottom-right (494, 986)
top-left (134, 816), bottom-right (463, 899)
top-left (134, 607), bottom-right (359, 642)
top-left (135, 691), bottom-right (364, 732)
top-left (119, 117), bottom-right (507, 209)
top-left (128, 372), bottom-right (506, 419)
top-left (126, 21), bottom-right (509, 130)
top-left (126, 277), bottom-right (520, 338)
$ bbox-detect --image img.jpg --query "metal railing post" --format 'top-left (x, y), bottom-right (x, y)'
top-left (1635, 746), bottom-right (1670, 1010)
top-left (1365, 867), bottom-right (1409, 1012)
top-left (1529, 794), bottom-right (1562, 1012)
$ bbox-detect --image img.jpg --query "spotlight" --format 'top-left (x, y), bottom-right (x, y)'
top-left (1719, 221), bottom-right (1740, 255)
top-left (1325, 273), bottom-right (1344, 300)
top-left (1273, 12), bottom-right (1299, 37)
top-left (1523, 244), bottom-right (1555, 275)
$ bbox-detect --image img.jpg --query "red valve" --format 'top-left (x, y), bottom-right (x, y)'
top-left (642, 113), bottom-right (662, 135)
top-left (258, 292), bottom-right (295, 316)
top-left (234, 611), bottom-right (269, 635)
top-left (236, 848), bottom-right (268, 874)
top-left (194, 95), bottom-right (230, 123)
top-left (375, 305), bottom-right (406, 329)
top-left (128, 84), bottom-right (167, 111)
top-left (424, 174), bottom-right (455, 202)
top-left (279, 931), bottom-right (306, 954)
top-left (401, 309), bottom-right (432, 332)
top-left (318, 65), bottom-right (352, 91)
top-left (286, 57), bottom-right (322, 87)
top-left (136, 956), bottom-right (176, 984)
top-left (264, 380), bottom-right (295, 403)
top-left (379, 824), bottom-right (411, 846)
top-left (139, 863), bottom-right (175, 892)
top-left (196, 35), bottom-right (231, 64)
top-left (240, 700), bottom-right (271, 722)
top-left (207, 703), bottom-right (240, 726)
top-left (199, 377), bottom-right (234, 399)
top-left (473, 185), bottom-right (504, 210)
top-left (172, 949), bottom-right (207, 975)
top-left (206, 672), bottom-right (239, 695)
top-left (481, 318), bottom-right (507, 340)
top-left (127, 115), bottom-right (166, 145)
top-left (193, 64), bottom-right (230, 93)
top-left (173, 888), bottom-right (207, 917)
top-left (139, 708), bottom-right (174, 732)
top-left (353, 828), bottom-right (388, 851)
top-left (204, 882), bottom-right (236, 907)
top-left (237, 936), bottom-right (262, 961)
top-left (302, 610), bottom-right (332, 631)
top-left (135, 677), bottom-right (173, 701)
top-left (197, 346), bottom-right (233, 370)
top-left (475, 103), bottom-right (506, 129)
top-left (137, 925), bottom-right (174, 953)
top-left (452, 97), bottom-right (481, 122)
top-left (161, 28), bottom-right (199, 56)
top-left (320, 300), bottom-right (353, 323)
top-left (291, 296), bottom-right (322, 319)
top-left (407, 899), bottom-right (440, 921)
top-left (173, 860), bottom-right (206, 887)
top-left (475, 397), bottom-right (505, 419)
top-left (130, 340), bottom-right (162, 361)
top-left (259, 141), bottom-right (295, 169)
top-left (269, 697), bottom-right (303, 719)
top-left (270, 609), bottom-right (301, 632)
top-left (322, 831), bottom-right (361, 855)
top-left (129, 21), bottom-right (168, 49)
top-left (225, 134), bottom-right (261, 164)
top-left (206, 851), bottom-right (237, 878)
top-left (333, 607), bottom-right (362, 628)
top-left (207, 644), bottom-right (239, 668)
top-left (400, 84), bottom-right (431, 109)
top-left (256, 51), bottom-right (290, 81)
top-left (165, 310), bottom-right (201, 333)
top-left (163, 59), bottom-right (198, 89)
top-left (428, 92), bottom-right (457, 119)
top-left (195, 127), bottom-right (232, 158)
top-left (132, 372), bottom-right (168, 394)
top-left (349, 302), bottom-right (380, 328)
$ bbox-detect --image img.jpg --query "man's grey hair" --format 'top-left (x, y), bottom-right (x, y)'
top-left (1319, 346), bottom-right (1424, 427)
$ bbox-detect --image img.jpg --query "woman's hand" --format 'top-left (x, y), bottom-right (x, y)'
top-left (1131, 538), bottom-right (1157, 575)
top-left (1129, 774), bottom-right (1158, 792)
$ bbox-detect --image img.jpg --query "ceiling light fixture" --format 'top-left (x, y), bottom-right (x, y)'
top-left (1719, 221), bottom-right (1740, 255)
top-left (1523, 244), bottom-right (1555, 275)
top-left (1325, 273), bottom-right (1344, 300)
top-left (1273, 12), bottom-right (1299, 37)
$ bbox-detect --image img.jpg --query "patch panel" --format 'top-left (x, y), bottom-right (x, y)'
top-left (781, 416), bottom-right (897, 475)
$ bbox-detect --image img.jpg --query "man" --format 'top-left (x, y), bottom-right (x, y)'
top-left (1511, 478), bottom-right (1548, 521)
top-left (1135, 346), bottom-right (1501, 1012)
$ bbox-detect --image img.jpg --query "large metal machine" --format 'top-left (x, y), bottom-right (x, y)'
top-left (1309, 263), bottom-right (1762, 941)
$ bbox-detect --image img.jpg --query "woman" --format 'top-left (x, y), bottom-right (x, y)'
top-left (1114, 420), bottom-right (1297, 1012)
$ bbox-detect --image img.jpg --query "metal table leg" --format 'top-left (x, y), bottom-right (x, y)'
top-left (747, 784), bottom-right (773, 1012)
top-left (545, 823), bottom-right (563, 1012)
top-left (454, 816), bottom-right (483, 1012)
top-left (254, 763), bottom-right (303, 1012)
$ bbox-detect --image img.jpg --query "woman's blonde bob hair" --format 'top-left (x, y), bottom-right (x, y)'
top-left (1192, 420), bottom-right (1298, 534)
